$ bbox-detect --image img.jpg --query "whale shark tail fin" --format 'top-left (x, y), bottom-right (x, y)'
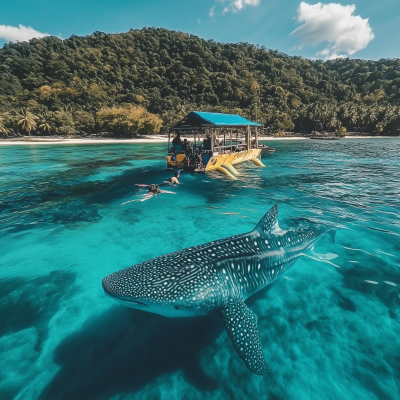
top-left (253, 205), bottom-right (279, 236)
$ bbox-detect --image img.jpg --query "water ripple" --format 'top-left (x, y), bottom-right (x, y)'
top-left (0, 139), bottom-right (400, 400)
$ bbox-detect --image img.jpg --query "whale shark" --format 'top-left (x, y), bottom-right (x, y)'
top-left (102, 205), bottom-right (334, 375)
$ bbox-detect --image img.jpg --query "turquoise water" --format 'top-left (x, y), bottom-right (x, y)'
top-left (0, 139), bottom-right (399, 400)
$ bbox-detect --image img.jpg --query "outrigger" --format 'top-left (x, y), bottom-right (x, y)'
top-left (166, 111), bottom-right (267, 179)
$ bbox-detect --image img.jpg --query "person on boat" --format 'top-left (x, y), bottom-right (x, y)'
top-left (172, 134), bottom-right (183, 148)
top-left (182, 139), bottom-right (191, 155)
top-left (214, 136), bottom-right (221, 147)
top-left (203, 135), bottom-right (211, 150)
top-left (182, 139), bottom-right (193, 157)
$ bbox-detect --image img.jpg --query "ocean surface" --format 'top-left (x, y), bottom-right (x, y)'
top-left (0, 139), bottom-right (399, 400)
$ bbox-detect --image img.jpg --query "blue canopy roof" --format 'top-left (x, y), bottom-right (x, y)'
top-left (171, 111), bottom-right (261, 130)
top-left (190, 111), bottom-right (261, 126)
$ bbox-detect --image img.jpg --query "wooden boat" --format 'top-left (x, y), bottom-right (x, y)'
top-left (310, 136), bottom-right (340, 140)
top-left (166, 112), bottom-right (266, 179)
top-left (258, 144), bottom-right (276, 154)
top-left (310, 131), bottom-right (340, 140)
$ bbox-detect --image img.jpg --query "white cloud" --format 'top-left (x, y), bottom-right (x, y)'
top-left (0, 24), bottom-right (48, 43)
top-left (209, 5), bottom-right (216, 17)
top-left (220, 0), bottom-right (261, 14)
top-left (291, 2), bottom-right (374, 60)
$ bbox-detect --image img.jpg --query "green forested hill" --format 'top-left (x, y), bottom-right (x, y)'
top-left (0, 27), bottom-right (399, 136)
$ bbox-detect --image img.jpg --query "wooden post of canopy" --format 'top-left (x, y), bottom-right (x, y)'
top-left (249, 126), bottom-right (251, 150)
top-left (255, 126), bottom-right (258, 149)
top-left (168, 131), bottom-right (170, 152)
top-left (224, 130), bottom-right (226, 152)
top-left (211, 128), bottom-right (214, 154)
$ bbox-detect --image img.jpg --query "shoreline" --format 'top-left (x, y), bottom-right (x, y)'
top-left (0, 135), bottom-right (397, 146)
top-left (0, 137), bottom-right (169, 145)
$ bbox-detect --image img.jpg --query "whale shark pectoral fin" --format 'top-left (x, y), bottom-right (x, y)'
top-left (219, 300), bottom-right (266, 375)
top-left (253, 205), bottom-right (279, 235)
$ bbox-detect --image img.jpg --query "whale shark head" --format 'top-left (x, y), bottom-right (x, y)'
top-left (102, 260), bottom-right (213, 318)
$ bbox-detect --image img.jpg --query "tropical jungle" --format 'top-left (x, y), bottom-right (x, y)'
top-left (0, 27), bottom-right (399, 137)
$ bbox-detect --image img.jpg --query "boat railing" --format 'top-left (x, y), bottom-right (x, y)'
top-left (214, 143), bottom-right (247, 154)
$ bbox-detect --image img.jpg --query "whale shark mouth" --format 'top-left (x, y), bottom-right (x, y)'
top-left (103, 291), bottom-right (149, 308)
top-left (118, 298), bottom-right (148, 307)
top-left (102, 280), bottom-right (149, 308)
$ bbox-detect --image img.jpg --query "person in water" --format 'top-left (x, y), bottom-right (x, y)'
top-left (121, 177), bottom-right (178, 205)
top-left (148, 184), bottom-right (161, 195)
top-left (164, 171), bottom-right (180, 185)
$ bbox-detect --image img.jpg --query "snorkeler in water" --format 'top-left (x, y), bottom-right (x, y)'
top-left (148, 183), bottom-right (162, 195)
top-left (121, 174), bottom-right (180, 205)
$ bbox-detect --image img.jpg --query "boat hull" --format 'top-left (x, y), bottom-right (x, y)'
top-left (205, 148), bottom-right (262, 171)
top-left (203, 149), bottom-right (264, 179)
top-left (166, 149), bottom-right (264, 179)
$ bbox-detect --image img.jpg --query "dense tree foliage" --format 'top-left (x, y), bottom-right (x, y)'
top-left (0, 27), bottom-right (399, 136)
top-left (97, 105), bottom-right (162, 136)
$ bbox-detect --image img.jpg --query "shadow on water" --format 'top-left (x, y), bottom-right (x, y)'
top-left (0, 166), bottom-right (170, 234)
top-left (39, 306), bottom-right (225, 400)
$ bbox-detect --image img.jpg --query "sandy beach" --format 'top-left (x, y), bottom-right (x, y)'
top-left (0, 136), bottom-right (169, 145)
top-left (0, 135), bottom-right (396, 145)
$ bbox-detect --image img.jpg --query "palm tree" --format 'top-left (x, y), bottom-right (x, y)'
top-left (365, 105), bottom-right (379, 132)
top-left (38, 110), bottom-right (55, 135)
top-left (62, 103), bottom-right (73, 113)
top-left (0, 114), bottom-right (10, 136)
top-left (16, 108), bottom-right (37, 136)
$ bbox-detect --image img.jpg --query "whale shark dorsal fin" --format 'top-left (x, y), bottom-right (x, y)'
top-left (253, 205), bottom-right (279, 235)
top-left (219, 299), bottom-right (266, 375)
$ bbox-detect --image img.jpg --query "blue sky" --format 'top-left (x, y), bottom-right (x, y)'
top-left (0, 0), bottom-right (398, 60)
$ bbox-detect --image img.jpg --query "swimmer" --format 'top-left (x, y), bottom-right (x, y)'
top-left (121, 182), bottom-right (176, 205)
top-left (161, 171), bottom-right (180, 186)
